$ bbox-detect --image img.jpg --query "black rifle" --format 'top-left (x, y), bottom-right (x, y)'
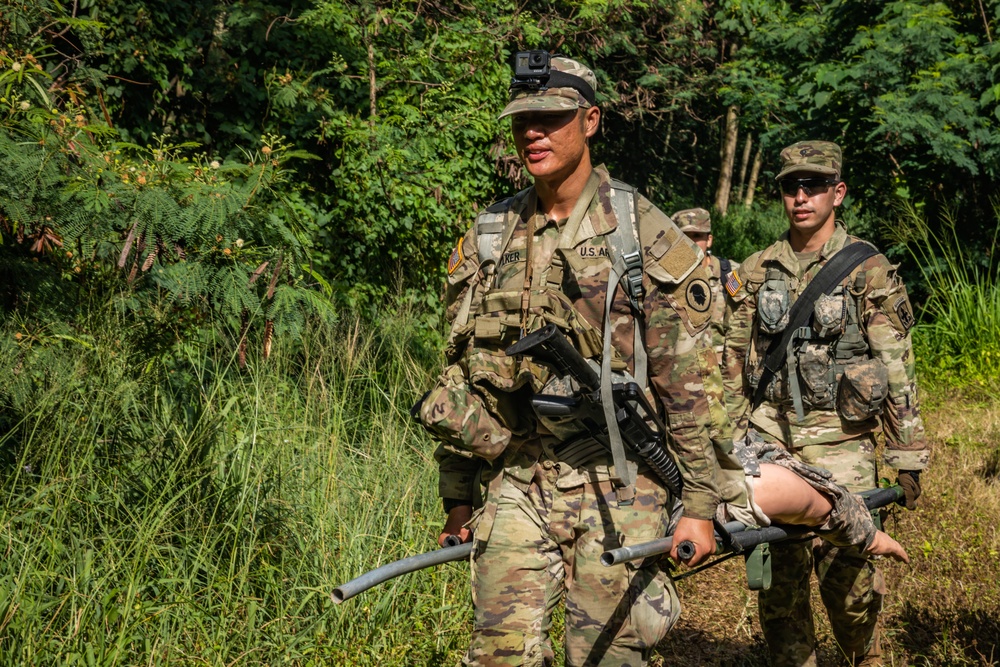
top-left (504, 324), bottom-right (683, 497)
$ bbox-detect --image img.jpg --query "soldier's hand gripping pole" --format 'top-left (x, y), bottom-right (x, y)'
top-left (505, 324), bottom-right (683, 498)
top-left (601, 485), bottom-right (905, 567)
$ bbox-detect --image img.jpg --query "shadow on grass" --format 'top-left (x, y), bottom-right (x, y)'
top-left (655, 628), bottom-right (770, 666)
top-left (896, 602), bottom-right (1000, 665)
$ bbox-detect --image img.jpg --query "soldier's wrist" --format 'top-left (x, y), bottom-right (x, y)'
top-left (442, 497), bottom-right (473, 513)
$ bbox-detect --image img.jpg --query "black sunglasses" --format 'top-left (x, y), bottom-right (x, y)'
top-left (778, 178), bottom-right (839, 196)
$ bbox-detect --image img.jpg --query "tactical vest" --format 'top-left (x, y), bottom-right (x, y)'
top-left (747, 252), bottom-right (889, 423)
top-left (446, 178), bottom-right (653, 490)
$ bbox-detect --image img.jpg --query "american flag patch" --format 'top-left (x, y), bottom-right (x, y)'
top-left (724, 270), bottom-right (743, 297)
top-left (447, 238), bottom-right (465, 275)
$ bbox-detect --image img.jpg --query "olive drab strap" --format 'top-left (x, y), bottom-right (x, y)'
top-left (601, 180), bottom-right (645, 497)
top-left (751, 242), bottom-right (880, 412)
top-left (454, 189), bottom-right (532, 328)
top-left (607, 179), bottom-right (647, 390)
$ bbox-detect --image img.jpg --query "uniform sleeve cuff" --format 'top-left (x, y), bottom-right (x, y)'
top-left (442, 497), bottom-right (472, 513)
top-left (882, 449), bottom-right (929, 471)
top-left (680, 491), bottom-right (719, 521)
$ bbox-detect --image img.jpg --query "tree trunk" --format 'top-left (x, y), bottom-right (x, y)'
top-left (367, 39), bottom-right (377, 120)
top-left (735, 134), bottom-right (753, 201)
top-left (744, 146), bottom-right (763, 209)
top-left (714, 105), bottom-right (739, 216)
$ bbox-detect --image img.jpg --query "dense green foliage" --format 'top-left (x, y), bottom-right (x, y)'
top-left (893, 203), bottom-right (1000, 386)
top-left (2, 1), bottom-right (1000, 663)
top-left (4, 0), bottom-right (999, 314)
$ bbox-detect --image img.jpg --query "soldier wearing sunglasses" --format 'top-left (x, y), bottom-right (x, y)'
top-left (722, 141), bottom-right (928, 667)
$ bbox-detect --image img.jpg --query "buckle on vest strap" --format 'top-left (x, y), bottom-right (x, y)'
top-left (621, 251), bottom-right (644, 307)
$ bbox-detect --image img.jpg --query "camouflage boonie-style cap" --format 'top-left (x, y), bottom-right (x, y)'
top-left (775, 140), bottom-right (843, 180)
top-left (498, 56), bottom-right (597, 120)
top-left (672, 208), bottom-right (712, 234)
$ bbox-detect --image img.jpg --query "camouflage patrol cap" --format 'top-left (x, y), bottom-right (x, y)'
top-left (672, 208), bottom-right (712, 234)
top-left (776, 140), bottom-right (843, 180)
top-left (498, 56), bottom-right (598, 120)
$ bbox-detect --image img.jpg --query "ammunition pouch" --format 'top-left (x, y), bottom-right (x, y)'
top-left (837, 357), bottom-right (889, 422)
top-left (812, 292), bottom-right (847, 338)
top-left (758, 278), bottom-right (790, 334)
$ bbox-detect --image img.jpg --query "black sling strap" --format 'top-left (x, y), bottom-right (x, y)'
top-left (719, 257), bottom-right (732, 279)
top-left (751, 242), bottom-right (880, 410)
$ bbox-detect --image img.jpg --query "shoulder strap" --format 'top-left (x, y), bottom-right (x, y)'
top-left (607, 179), bottom-right (645, 311)
top-left (751, 242), bottom-right (880, 410)
top-left (719, 257), bottom-right (732, 278)
top-left (476, 188), bottom-right (531, 267)
top-left (454, 189), bottom-right (531, 328)
top-left (601, 179), bottom-right (647, 498)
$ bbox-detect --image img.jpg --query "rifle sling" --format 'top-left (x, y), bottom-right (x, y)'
top-left (751, 242), bottom-right (879, 410)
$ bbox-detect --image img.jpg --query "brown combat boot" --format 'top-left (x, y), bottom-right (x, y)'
top-left (854, 627), bottom-right (883, 667)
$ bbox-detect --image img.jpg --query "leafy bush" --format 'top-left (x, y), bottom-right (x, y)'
top-left (0, 27), bottom-right (333, 362)
top-left (889, 203), bottom-right (1000, 387)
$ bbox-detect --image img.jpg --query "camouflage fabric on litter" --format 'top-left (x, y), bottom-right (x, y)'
top-left (745, 434), bottom-right (876, 550)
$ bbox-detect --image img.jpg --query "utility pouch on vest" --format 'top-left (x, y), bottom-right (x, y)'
top-left (837, 357), bottom-right (889, 422)
top-left (758, 275), bottom-right (790, 334)
top-left (797, 340), bottom-right (837, 410)
top-left (812, 292), bottom-right (847, 338)
top-left (419, 363), bottom-right (513, 462)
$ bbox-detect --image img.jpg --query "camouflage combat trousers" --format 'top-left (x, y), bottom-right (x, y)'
top-left (757, 435), bottom-right (884, 667)
top-left (464, 456), bottom-right (679, 667)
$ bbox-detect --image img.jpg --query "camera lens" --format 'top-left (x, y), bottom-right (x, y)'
top-left (530, 53), bottom-right (544, 66)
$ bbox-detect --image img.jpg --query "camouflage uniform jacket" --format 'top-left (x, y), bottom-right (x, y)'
top-left (708, 255), bottom-right (740, 364)
top-left (722, 223), bottom-right (929, 470)
top-left (436, 166), bottom-right (742, 520)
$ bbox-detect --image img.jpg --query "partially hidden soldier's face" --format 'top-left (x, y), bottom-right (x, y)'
top-left (684, 232), bottom-right (712, 255)
top-left (779, 170), bottom-right (847, 236)
top-left (511, 107), bottom-right (600, 183)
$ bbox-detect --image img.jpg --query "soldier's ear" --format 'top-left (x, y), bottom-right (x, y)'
top-left (833, 180), bottom-right (848, 206)
top-left (583, 106), bottom-right (600, 139)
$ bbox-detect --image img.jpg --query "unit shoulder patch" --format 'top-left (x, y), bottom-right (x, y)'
top-left (686, 278), bottom-right (712, 313)
top-left (447, 237), bottom-right (465, 275)
top-left (893, 294), bottom-right (915, 333)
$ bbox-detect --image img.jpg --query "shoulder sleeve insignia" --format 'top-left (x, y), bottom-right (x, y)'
top-left (725, 270), bottom-right (743, 297)
top-left (686, 278), bottom-right (712, 313)
top-left (893, 295), bottom-right (915, 333)
top-left (447, 237), bottom-right (465, 275)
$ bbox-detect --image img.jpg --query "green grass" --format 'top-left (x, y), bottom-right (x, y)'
top-left (889, 203), bottom-right (1000, 388)
top-left (0, 306), bottom-right (471, 666)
